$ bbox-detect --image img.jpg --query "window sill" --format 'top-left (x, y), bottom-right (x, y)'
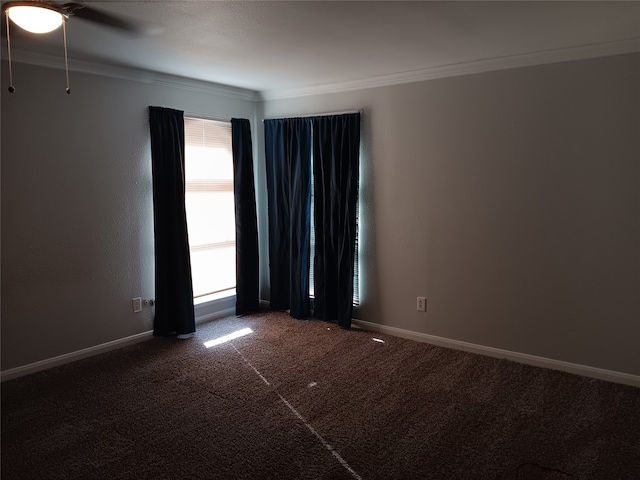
top-left (194, 288), bottom-right (236, 306)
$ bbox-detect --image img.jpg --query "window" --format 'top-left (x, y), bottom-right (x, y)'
top-left (184, 117), bottom-right (235, 299)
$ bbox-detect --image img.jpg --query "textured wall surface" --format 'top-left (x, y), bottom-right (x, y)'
top-left (1, 63), bottom-right (256, 371)
top-left (259, 53), bottom-right (640, 376)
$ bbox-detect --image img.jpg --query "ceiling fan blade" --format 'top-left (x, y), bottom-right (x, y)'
top-left (62, 2), bottom-right (145, 35)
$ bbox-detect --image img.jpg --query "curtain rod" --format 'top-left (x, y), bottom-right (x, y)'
top-left (262, 109), bottom-right (362, 122)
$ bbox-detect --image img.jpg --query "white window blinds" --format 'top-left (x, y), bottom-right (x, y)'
top-left (184, 117), bottom-right (236, 298)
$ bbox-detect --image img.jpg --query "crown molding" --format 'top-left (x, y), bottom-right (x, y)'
top-left (4, 38), bottom-right (638, 103)
top-left (259, 38), bottom-right (640, 101)
top-left (2, 48), bottom-right (260, 102)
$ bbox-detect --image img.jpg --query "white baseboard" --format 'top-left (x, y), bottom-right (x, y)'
top-left (6, 312), bottom-right (636, 387)
top-left (352, 319), bottom-right (640, 388)
top-left (1, 330), bottom-right (154, 382)
top-left (1, 305), bottom-right (237, 382)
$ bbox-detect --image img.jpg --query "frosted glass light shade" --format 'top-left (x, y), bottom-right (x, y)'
top-left (7, 5), bottom-right (64, 34)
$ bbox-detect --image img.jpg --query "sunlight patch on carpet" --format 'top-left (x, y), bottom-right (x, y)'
top-left (204, 327), bottom-right (253, 348)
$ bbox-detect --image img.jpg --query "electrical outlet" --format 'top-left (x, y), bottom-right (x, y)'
top-left (417, 296), bottom-right (426, 312)
top-left (132, 297), bottom-right (142, 313)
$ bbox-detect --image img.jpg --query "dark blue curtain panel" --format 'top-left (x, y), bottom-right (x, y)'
top-left (265, 113), bottom-right (360, 327)
top-left (286, 118), bottom-right (313, 319)
top-left (231, 118), bottom-right (260, 315)
top-left (264, 119), bottom-right (291, 311)
top-left (312, 113), bottom-right (360, 328)
top-left (148, 106), bottom-right (196, 336)
top-left (264, 118), bottom-right (313, 318)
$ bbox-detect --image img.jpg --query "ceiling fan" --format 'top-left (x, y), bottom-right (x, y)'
top-left (3, 0), bottom-right (146, 93)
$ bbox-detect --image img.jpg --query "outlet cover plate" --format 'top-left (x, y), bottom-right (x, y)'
top-left (417, 296), bottom-right (426, 312)
top-left (133, 297), bottom-right (142, 313)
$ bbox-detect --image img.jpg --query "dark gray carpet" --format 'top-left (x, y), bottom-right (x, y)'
top-left (2, 311), bottom-right (639, 479)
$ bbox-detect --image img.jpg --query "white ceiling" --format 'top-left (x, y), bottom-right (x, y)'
top-left (5, 1), bottom-right (640, 98)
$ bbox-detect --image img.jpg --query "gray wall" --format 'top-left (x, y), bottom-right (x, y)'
top-left (3, 54), bottom-right (638, 377)
top-left (258, 53), bottom-right (640, 376)
top-left (1, 63), bottom-right (256, 371)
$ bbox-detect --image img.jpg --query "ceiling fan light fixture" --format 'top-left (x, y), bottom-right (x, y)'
top-left (7, 5), bottom-right (64, 34)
